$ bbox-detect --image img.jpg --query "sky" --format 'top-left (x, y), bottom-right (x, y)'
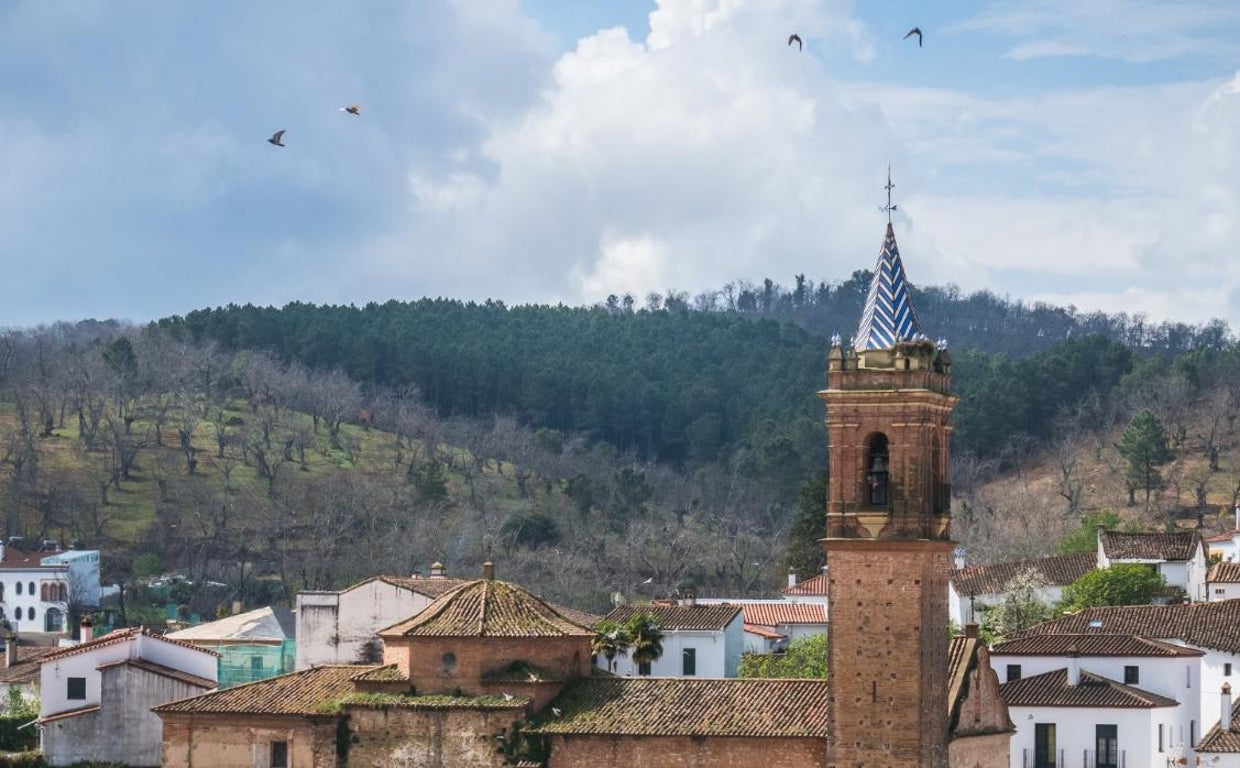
top-left (4, 0), bottom-right (1240, 329)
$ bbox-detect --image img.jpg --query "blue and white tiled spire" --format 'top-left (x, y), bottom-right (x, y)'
top-left (853, 223), bottom-right (923, 351)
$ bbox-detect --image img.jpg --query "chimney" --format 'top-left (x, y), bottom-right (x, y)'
top-left (483, 561), bottom-right (495, 581)
top-left (964, 623), bottom-right (979, 639)
top-left (1223, 683), bottom-right (1233, 733)
top-left (430, 562), bottom-right (446, 579)
top-left (787, 568), bottom-right (798, 589)
top-left (231, 600), bottom-right (243, 616)
top-left (79, 617), bottom-right (94, 644)
top-left (4, 639), bottom-right (16, 668)
top-left (680, 588), bottom-right (697, 608)
top-left (1066, 645), bottom-right (1080, 687)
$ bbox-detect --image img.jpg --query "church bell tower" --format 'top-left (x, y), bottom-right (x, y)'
top-left (821, 180), bottom-right (955, 768)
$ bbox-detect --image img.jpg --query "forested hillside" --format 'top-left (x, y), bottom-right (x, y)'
top-left (1, 277), bottom-right (1235, 622)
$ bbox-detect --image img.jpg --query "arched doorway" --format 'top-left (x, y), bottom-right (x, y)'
top-left (44, 607), bottom-right (63, 633)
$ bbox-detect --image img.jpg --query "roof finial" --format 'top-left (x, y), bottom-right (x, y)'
top-left (881, 164), bottom-right (897, 224)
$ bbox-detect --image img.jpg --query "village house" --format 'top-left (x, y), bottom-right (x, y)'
top-left (1097, 528), bottom-right (1207, 602)
top-left (0, 637), bottom-right (54, 713)
top-left (0, 539), bottom-right (101, 635)
top-left (1198, 683), bottom-right (1240, 767)
top-left (1208, 529), bottom-right (1240, 563)
top-left (599, 601), bottom-right (743, 678)
top-left (39, 621), bottom-right (217, 766)
top-left (1209, 563), bottom-right (1240, 601)
top-left (949, 552), bottom-right (1095, 627)
top-left (991, 634), bottom-right (1203, 768)
top-left (166, 605), bottom-right (295, 688)
top-left (1015, 600), bottom-right (1240, 734)
top-left (781, 567), bottom-right (829, 607)
top-left (294, 563), bottom-right (470, 669)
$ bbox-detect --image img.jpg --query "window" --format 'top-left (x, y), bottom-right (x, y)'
top-left (682, 648), bottom-right (696, 676)
top-left (865, 434), bottom-right (890, 507)
top-left (1187, 667), bottom-right (1192, 688)
top-left (1218, 589), bottom-right (1227, 595)
top-left (1096, 724), bottom-right (1118, 768)
top-left (1158, 723), bottom-right (1164, 753)
top-left (15, 582), bottom-right (21, 596)
top-left (27, 582), bottom-right (33, 596)
top-left (1034, 723), bottom-right (1057, 768)
top-left (1006, 664), bottom-right (1022, 682)
top-left (638, 660), bottom-right (651, 676)
top-left (26, 607), bottom-right (33, 622)
top-left (1227, 663), bottom-right (1233, 677)
top-left (1123, 665), bottom-right (1139, 685)
top-left (250, 656), bottom-right (264, 673)
top-left (270, 741), bottom-right (288, 768)
top-left (441, 652), bottom-right (457, 677)
top-left (67, 677), bottom-right (86, 700)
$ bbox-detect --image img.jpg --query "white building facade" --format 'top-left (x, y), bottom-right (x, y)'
top-left (0, 542), bottom-right (101, 634)
top-left (599, 603), bottom-right (744, 678)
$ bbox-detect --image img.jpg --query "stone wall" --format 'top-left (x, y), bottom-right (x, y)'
top-left (948, 732), bottom-right (1012, 768)
top-left (546, 734), bottom-right (828, 768)
top-left (345, 705), bottom-right (524, 768)
top-left (160, 713), bottom-right (338, 768)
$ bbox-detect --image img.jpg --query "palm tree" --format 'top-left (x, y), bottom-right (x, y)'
top-left (626, 613), bottom-right (664, 675)
top-left (591, 619), bottom-right (631, 673)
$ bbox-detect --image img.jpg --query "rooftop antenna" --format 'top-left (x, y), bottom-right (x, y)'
top-left (880, 164), bottom-right (897, 223)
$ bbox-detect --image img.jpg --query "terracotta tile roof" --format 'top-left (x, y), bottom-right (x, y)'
top-left (781, 573), bottom-right (829, 597)
top-left (951, 553), bottom-right (1095, 595)
top-left (378, 575), bottom-right (473, 598)
top-left (1000, 668), bottom-right (1178, 708)
top-left (1209, 562), bottom-right (1240, 584)
top-left (37, 705), bottom-right (100, 724)
top-left (1016, 600), bottom-right (1240, 654)
top-left (349, 664), bottom-right (407, 683)
top-left (744, 623), bottom-right (786, 640)
top-left (992, 634), bottom-right (1204, 658)
top-left (41, 626), bottom-right (218, 662)
top-left (154, 665), bottom-right (371, 717)
top-left (97, 658), bottom-right (215, 689)
top-left (380, 579), bottom-right (595, 638)
top-left (1100, 530), bottom-right (1202, 561)
top-left (550, 604), bottom-right (602, 629)
top-left (0, 548), bottom-right (67, 571)
top-left (739, 603), bottom-right (827, 626)
top-left (533, 678), bottom-right (831, 737)
top-left (1207, 532), bottom-right (1239, 543)
top-left (947, 635), bottom-right (976, 714)
top-left (0, 647), bottom-right (55, 684)
top-left (605, 604), bottom-right (742, 632)
top-left (1199, 696), bottom-right (1240, 753)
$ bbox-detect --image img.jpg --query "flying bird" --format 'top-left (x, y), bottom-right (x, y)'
top-left (551, 707), bottom-right (563, 717)
top-left (903, 27), bottom-right (922, 47)
top-left (340, 104), bottom-right (361, 116)
top-left (641, 577), bottom-right (654, 585)
top-left (267, 130), bottom-right (286, 147)
top-left (788, 33), bottom-right (803, 51)
top-left (502, 692), bottom-right (515, 702)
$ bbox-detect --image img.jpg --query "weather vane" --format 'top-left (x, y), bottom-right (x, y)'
top-left (880, 164), bottom-right (897, 223)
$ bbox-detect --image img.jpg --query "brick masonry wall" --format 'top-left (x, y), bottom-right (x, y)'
top-left (826, 539), bottom-right (953, 768)
top-left (949, 732), bottom-right (1012, 768)
top-left (391, 635), bottom-right (590, 703)
top-left (547, 734), bottom-right (828, 768)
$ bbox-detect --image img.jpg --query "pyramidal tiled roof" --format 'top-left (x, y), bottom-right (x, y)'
top-left (854, 223), bottom-right (923, 351)
top-left (378, 579), bottom-right (595, 638)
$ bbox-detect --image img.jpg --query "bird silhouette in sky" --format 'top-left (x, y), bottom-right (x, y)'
top-left (903, 27), bottom-right (922, 47)
top-left (788, 33), bottom-right (803, 51)
top-left (340, 104), bottom-right (361, 116)
top-left (267, 130), bottom-right (286, 147)
top-left (551, 707), bottom-right (563, 717)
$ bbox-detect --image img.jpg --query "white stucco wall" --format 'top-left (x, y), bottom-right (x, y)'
top-left (295, 579), bottom-right (435, 669)
top-left (602, 617), bottom-right (743, 678)
top-left (1007, 705), bottom-right (1179, 768)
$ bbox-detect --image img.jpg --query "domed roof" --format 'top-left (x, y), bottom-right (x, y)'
top-left (378, 577), bottom-right (595, 638)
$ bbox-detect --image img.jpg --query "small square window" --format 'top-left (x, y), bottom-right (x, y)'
top-left (638, 660), bottom-right (651, 676)
top-left (1226, 663), bottom-right (1233, 677)
top-left (270, 741), bottom-right (288, 768)
top-left (1124, 665), bottom-right (1139, 685)
top-left (1006, 664), bottom-right (1021, 682)
top-left (67, 677), bottom-right (86, 700)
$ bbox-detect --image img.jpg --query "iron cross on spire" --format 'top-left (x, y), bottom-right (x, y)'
top-left (881, 164), bottom-right (897, 223)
